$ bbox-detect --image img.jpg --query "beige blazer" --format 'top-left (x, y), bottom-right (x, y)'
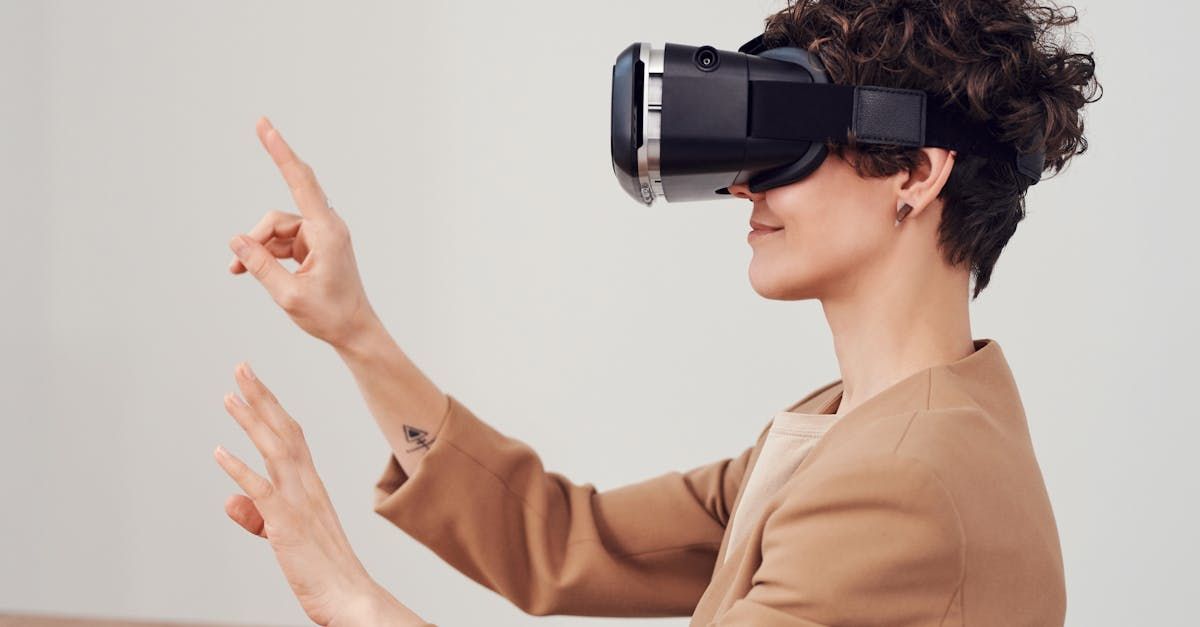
top-left (372, 338), bottom-right (1066, 626)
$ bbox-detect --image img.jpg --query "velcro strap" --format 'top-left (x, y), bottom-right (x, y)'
top-left (747, 80), bottom-right (1043, 184)
top-left (852, 86), bottom-right (925, 147)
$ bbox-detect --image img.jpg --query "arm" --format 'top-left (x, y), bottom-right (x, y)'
top-left (222, 119), bottom-right (445, 626)
top-left (332, 304), bottom-right (769, 617)
top-left (331, 315), bottom-right (449, 481)
top-left (226, 112), bottom-right (448, 483)
top-left (371, 391), bottom-right (763, 617)
top-left (333, 581), bottom-right (437, 627)
top-left (223, 117), bottom-right (763, 620)
top-left (713, 454), bottom-right (964, 626)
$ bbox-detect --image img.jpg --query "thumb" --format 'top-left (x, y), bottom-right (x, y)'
top-left (229, 234), bottom-right (293, 301)
top-left (225, 493), bottom-right (267, 538)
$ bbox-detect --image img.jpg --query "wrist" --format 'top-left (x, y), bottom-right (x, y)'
top-left (336, 580), bottom-right (428, 627)
top-left (330, 309), bottom-right (389, 360)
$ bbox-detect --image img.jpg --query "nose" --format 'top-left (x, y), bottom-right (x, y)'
top-left (727, 182), bottom-right (765, 201)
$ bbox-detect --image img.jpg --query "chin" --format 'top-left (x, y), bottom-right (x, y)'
top-left (747, 264), bottom-right (818, 301)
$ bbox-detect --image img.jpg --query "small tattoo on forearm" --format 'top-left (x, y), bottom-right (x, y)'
top-left (404, 424), bottom-right (436, 453)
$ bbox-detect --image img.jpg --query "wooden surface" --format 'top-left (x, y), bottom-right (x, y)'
top-left (0, 612), bottom-right (285, 627)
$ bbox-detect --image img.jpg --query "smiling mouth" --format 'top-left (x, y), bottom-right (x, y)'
top-left (749, 218), bottom-right (783, 232)
top-left (749, 224), bottom-right (783, 235)
top-left (747, 227), bottom-right (783, 243)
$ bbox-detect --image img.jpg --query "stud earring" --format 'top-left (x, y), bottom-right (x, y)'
top-left (894, 201), bottom-right (913, 227)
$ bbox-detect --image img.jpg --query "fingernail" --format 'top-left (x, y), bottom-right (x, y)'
top-left (241, 362), bottom-right (256, 380)
top-left (228, 392), bottom-right (247, 407)
top-left (230, 235), bottom-right (249, 258)
top-left (215, 445), bottom-right (228, 458)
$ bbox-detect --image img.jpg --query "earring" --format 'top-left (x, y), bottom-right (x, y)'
top-left (894, 201), bottom-right (913, 227)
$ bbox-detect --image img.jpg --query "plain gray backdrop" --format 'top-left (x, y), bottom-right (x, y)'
top-left (1, 1), bottom-right (1195, 625)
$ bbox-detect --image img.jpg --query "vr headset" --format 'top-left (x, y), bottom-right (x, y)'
top-left (610, 34), bottom-right (1045, 205)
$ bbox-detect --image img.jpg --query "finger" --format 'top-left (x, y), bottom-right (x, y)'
top-left (223, 390), bottom-right (300, 495)
top-left (248, 210), bottom-right (304, 244)
top-left (224, 493), bottom-right (268, 538)
top-left (290, 232), bottom-right (312, 265)
top-left (229, 238), bottom-right (295, 274)
top-left (213, 445), bottom-right (282, 514)
top-left (264, 237), bottom-right (297, 259)
top-left (234, 363), bottom-right (315, 468)
top-left (229, 234), bottom-right (296, 305)
top-left (232, 363), bottom-right (343, 529)
top-left (230, 211), bottom-right (304, 273)
top-left (271, 235), bottom-right (312, 265)
top-left (255, 116), bottom-right (336, 224)
top-left (248, 236), bottom-right (300, 262)
top-left (229, 236), bottom-right (309, 273)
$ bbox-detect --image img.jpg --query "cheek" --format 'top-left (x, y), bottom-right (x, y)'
top-left (746, 227), bottom-right (828, 297)
top-left (748, 187), bottom-right (887, 291)
top-left (744, 164), bottom-right (897, 294)
top-left (748, 233), bottom-right (824, 299)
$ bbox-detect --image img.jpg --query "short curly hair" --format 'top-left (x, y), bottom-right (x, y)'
top-left (759, 0), bottom-right (1101, 299)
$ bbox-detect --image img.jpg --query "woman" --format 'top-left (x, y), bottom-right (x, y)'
top-left (214, 1), bottom-right (1099, 625)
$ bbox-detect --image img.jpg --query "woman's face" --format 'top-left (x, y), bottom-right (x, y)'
top-left (732, 151), bottom-right (900, 301)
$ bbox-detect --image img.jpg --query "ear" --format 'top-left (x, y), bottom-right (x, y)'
top-left (893, 148), bottom-right (956, 220)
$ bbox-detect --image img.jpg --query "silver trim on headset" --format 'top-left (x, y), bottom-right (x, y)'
top-left (636, 43), bottom-right (665, 204)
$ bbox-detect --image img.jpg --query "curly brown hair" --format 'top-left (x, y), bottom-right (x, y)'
top-left (759, 0), bottom-right (1101, 299)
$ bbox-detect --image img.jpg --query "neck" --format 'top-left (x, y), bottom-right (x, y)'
top-left (819, 229), bottom-right (976, 418)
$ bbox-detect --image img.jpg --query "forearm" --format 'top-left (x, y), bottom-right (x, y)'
top-left (334, 580), bottom-right (436, 627)
top-left (331, 314), bottom-right (449, 480)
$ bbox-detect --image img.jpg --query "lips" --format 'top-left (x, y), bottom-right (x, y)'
top-left (749, 219), bottom-right (783, 232)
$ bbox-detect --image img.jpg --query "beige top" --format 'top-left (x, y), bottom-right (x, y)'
top-left (372, 338), bottom-right (1067, 625)
top-left (723, 390), bottom-right (843, 563)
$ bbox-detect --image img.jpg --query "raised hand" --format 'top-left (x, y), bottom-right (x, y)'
top-left (214, 361), bottom-right (416, 626)
top-left (228, 117), bottom-right (378, 350)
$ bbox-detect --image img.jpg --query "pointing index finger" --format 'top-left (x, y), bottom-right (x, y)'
top-left (256, 116), bottom-right (335, 223)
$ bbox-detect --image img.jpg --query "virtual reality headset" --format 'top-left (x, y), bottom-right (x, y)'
top-left (610, 34), bottom-right (1046, 205)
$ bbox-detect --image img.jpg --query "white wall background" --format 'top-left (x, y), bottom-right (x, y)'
top-left (1, 0), bottom-right (1195, 625)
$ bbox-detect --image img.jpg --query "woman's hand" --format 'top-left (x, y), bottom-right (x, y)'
top-left (228, 117), bottom-right (378, 350)
top-left (213, 361), bottom-right (420, 626)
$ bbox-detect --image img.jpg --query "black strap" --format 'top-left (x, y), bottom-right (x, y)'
top-left (749, 80), bottom-right (1044, 183)
top-left (739, 34), bottom-right (769, 55)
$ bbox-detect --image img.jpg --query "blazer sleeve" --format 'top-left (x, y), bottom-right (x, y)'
top-left (712, 454), bottom-right (965, 627)
top-left (371, 394), bottom-right (761, 618)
